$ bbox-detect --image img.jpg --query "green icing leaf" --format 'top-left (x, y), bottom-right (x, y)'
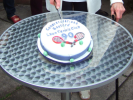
top-left (88, 47), bottom-right (92, 52)
top-left (38, 33), bottom-right (40, 38)
top-left (43, 51), bottom-right (48, 56)
top-left (61, 42), bottom-right (65, 47)
top-left (70, 58), bottom-right (74, 63)
top-left (79, 40), bottom-right (83, 45)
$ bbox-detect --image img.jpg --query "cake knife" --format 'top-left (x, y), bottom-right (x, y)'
top-left (54, 0), bottom-right (65, 29)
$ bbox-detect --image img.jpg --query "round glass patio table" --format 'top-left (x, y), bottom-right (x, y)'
top-left (0, 11), bottom-right (133, 100)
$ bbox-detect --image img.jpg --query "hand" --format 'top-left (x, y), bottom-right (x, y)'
top-left (50, 0), bottom-right (60, 9)
top-left (111, 2), bottom-right (125, 22)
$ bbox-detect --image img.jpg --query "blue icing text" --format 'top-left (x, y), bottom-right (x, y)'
top-left (46, 26), bottom-right (80, 36)
top-left (53, 24), bottom-right (70, 30)
top-left (45, 20), bottom-right (78, 31)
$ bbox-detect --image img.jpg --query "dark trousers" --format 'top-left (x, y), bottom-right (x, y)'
top-left (3, 0), bottom-right (15, 18)
top-left (30, 1), bottom-right (87, 15)
top-left (30, 0), bottom-right (43, 15)
top-left (62, 1), bottom-right (88, 12)
top-left (62, 1), bottom-right (88, 26)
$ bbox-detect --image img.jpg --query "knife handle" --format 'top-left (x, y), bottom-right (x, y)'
top-left (111, 14), bottom-right (116, 24)
top-left (111, 14), bottom-right (116, 21)
top-left (54, 0), bottom-right (58, 10)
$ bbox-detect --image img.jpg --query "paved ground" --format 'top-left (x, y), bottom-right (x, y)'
top-left (0, 0), bottom-right (133, 100)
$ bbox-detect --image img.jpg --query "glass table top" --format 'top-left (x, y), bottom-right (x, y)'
top-left (0, 11), bottom-right (133, 92)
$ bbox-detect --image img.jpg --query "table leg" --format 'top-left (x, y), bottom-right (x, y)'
top-left (116, 78), bottom-right (119, 100)
top-left (61, 92), bottom-right (71, 100)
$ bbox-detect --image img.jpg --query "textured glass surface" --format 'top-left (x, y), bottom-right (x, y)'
top-left (0, 11), bottom-right (133, 92)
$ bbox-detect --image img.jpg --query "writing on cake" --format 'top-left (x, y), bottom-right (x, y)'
top-left (46, 26), bottom-right (80, 37)
top-left (46, 20), bottom-right (78, 31)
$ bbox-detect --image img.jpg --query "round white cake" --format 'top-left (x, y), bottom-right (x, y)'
top-left (37, 19), bottom-right (93, 64)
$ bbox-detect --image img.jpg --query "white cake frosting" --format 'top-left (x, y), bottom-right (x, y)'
top-left (37, 19), bottom-right (93, 64)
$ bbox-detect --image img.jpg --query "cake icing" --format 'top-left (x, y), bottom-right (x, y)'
top-left (37, 19), bottom-right (93, 64)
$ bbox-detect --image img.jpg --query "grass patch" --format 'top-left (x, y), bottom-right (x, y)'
top-left (0, 85), bottom-right (23, 100)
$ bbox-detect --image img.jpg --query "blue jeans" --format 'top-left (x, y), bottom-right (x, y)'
top-left (3, 0), bottom-right (15, 18)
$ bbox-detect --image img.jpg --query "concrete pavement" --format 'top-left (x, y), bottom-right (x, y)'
top-left (0, 1), bottom-right (133, 100)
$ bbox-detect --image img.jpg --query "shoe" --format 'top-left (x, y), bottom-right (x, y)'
top-left (8, 15), bottom-right (21, 23)
top-left (79, 90), bottom-right (91, 100)
top-left (96, 9), bottom-right (109, 16)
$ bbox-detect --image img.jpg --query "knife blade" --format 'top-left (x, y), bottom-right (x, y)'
top-left (54, 0), bottom-right (65, 29)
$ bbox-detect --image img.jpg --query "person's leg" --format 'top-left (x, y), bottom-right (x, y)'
top-left (30, 0), bottom-right (43, 15)
top-left (70, 2), bottom-right (88, 25)
top-left (73, 2), bottom-right (88, 12)
top-left (3, 0), bottom-right (15, 18)
top-left (73, 1), bottom-right (108, 16)
top-left (62, 1), bottom-right (73, 11)
top-left (3, 0), bottom-right (21, 23)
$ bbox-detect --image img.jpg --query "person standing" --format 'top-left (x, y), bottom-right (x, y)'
top-left (30, 0), bottom-right (108, 16)
top-left (46, 0), bottom-right (125, 22)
